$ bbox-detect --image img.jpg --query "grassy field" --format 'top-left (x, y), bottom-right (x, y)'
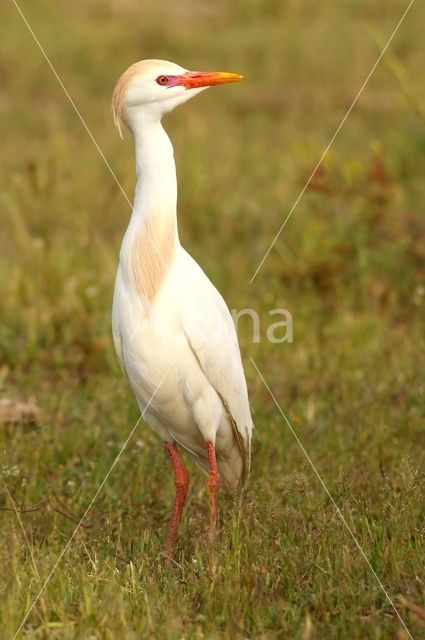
top-left (1, 0), bottom-right (424, 638)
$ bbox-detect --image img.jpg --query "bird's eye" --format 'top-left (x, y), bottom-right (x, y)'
top-left (156, 75), bottom-right (169, 86)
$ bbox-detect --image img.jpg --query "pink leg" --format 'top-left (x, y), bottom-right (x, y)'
top-left (164, 442), bottom-right (189, 561)
top-left (206, 441), bottom-right (218, 546)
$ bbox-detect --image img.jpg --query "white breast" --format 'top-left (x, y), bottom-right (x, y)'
top-left (112, 246), bottom-right (252, 489)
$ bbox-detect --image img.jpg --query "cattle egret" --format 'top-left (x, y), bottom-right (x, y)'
top-left (111, 59), bottom-right (253, 559)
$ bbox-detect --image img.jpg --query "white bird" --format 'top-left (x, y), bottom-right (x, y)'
top-left (111, 59), bottom-right (253, 559)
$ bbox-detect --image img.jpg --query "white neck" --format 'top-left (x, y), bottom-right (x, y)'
top-left (120, 114), bottom-right (180, 302)
top-left (132, 116), bottom-right (178, 225)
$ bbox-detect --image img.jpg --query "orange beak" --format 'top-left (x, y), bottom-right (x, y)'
top-left (179, 70), bottom-right (244, 89)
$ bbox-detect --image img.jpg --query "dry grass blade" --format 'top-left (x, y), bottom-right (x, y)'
top-left (399, 596), bottom-right (425, 626)
top-left (0, 492), bottom-right (92, 528)
top-left (0, 398), bottom-right (41, 424)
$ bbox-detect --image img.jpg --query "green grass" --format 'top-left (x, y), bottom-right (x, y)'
top-left (1, 0), bottom-right (424, 638)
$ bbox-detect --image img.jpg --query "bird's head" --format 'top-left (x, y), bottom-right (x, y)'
top-left (112, 59), bottom-right (244, 138)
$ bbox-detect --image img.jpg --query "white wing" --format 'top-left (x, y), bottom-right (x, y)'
top-left (179, 255), bottom-right (253, 485)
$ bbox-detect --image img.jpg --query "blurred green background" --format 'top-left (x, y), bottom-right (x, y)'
top-left (1, 1), bottom-right (424, 638)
